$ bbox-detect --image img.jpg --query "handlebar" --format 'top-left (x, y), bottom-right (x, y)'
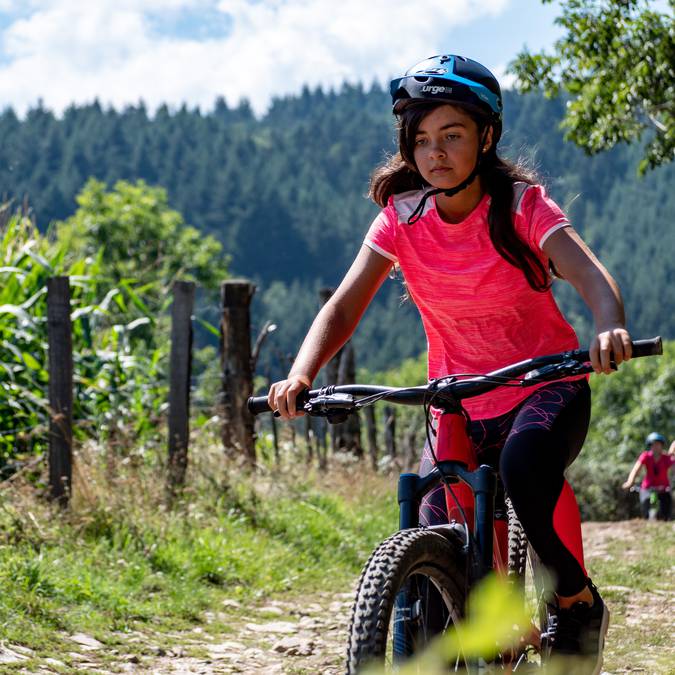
top-left (247, 336), bottom-right (662, 417)
top-left (630, 337), bottom-right (663, 358)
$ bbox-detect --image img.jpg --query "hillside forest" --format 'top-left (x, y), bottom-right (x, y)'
top-left (0, 69), bottom-right (674, 673)
top-left (1, 85), bottom-right (673, 377)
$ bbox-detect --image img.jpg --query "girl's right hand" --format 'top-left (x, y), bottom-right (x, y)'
top-left (267, 374), bottom-right (312, 419)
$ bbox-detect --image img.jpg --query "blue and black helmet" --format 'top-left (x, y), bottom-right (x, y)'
top-left (390, 54), bottom-right (503, 141)
top-left (646, 432), bottom-right (666, 447)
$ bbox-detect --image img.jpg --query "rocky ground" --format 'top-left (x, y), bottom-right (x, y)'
top-left (581, 520), bottom-right (675, 675)
top-left (146, 592), bottom-right (353, 675)
top-left (2, 520), bottom-right (672, 674)
top-left (0, 591), bottom-right (353, 674)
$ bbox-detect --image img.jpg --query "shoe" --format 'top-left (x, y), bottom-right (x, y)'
top-left (546, 579), bottom-right (609, 675)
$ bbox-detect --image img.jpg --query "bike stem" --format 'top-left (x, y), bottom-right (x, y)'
top-left (398, 461), bottom-right (497, 580)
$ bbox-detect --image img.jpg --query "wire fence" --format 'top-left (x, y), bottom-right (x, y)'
top-left (1, 277), bottom-right (413, 506)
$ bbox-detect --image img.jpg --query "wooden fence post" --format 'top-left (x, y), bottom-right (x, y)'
top-left (319, 288), bottom-right (341, 456)
top-left (304, 415), bottom-right (313, 464)
top-left (384, 405), bottom-right (396, 459)
top-left (220, 279), bottom-right (256, 464)
top-left (47, 276), bottom-right (73, 507)
top-left (290, 417), bottom-right (297, 450)
top-left (404, 422), bottom-right (418, 471)
top-left (337, 342), bottom-right (362, 456)
top-left (317, 418), bottom-right (328, 471)
top-left (271, 413), bottom-right (280, 464)
top-left (167, 281), bottom-right (195, 493)
top-left (364, 405), bottom-right (379, 471)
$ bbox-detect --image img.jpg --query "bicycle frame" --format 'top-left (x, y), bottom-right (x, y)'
top-left (398, 463), bottom-right (497, 578)
top-left (395, 465), bottom-right (516, 668)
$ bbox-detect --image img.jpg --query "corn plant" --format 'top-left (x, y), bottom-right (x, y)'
top-left (0, 207), bottom-right (168, 467)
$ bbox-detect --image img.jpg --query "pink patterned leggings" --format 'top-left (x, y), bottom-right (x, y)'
top-left (419, 380), bottom-right (590, 596)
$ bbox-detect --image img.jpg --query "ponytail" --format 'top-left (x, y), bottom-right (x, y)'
top-left (482, 154), bottom-right (551, 292)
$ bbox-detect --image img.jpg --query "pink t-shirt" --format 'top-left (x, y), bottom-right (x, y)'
top-left (364, 182), bottom-right (580, 419)
top-left (639, 451), bottom-right (674, 489)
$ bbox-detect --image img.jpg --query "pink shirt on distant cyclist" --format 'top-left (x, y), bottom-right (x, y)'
top-left (364, 182), bottom-right (581, 419)
top-left (639, 451), bottom-right (674, 490)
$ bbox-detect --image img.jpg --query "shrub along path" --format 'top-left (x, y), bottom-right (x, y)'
top-left (1, 519), bottom-right (671, 674)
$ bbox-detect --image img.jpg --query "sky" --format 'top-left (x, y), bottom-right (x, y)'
top-left (0, 0), bottom-right (565, 117)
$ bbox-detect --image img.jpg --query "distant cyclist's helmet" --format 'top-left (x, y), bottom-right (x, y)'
top-left (646, 432), bottom-right (666, 447)
top-left (390, 54), bottom-right (503, 140)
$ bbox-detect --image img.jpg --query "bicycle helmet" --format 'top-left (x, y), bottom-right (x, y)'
top-left (390, 54), bottom-right (503, 142)
top-left (390, 55), bottom-right (504, 223)
top-left (646, 432), bottom-right (666, 447)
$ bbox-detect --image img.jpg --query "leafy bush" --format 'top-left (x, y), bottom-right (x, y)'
top-left (0, 178), bottom-right (230, 468)
top-left (570, 340), bottom-right (674, 520)
top-left (567, 461), bottom-right (641, 522)
top-left (56, 178), bottom-right (229, 305)
top-left (583, 340), bottom-right (675, 463)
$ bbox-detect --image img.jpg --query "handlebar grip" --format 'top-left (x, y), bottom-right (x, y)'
top-left (632, 337), bottom-right (662, 358)
top-left (247, 396), bottom-right (272, 415)
top-left (247, 389), bottom-right (312, 416)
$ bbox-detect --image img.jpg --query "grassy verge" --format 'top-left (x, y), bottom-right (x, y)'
top-left (0, 438), bottom-right (397, 667)
top-left (584, 520), bottom-right (675, 674)
top-left (1, 438), bottom-right (672, 673)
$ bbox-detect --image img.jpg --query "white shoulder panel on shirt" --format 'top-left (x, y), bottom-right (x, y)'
top-left (395, 183), bottom-right (531, 223)
top-left (393, 189), bottom-right (435, 225)
top-left (512, 181), bottom-right (532, 215)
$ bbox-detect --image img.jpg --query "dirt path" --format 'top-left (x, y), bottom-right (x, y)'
top-left (3, 520), bottom-right (672, 674)
top-left (1, 591), bottom-right (353, 674)
top-left (581, 520), bottom-right (675, 674)
top-left (147, 591), bottom-right (353, 674)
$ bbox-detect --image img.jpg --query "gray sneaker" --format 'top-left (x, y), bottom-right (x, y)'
top-left (546, 579), bottom-right (609, 675)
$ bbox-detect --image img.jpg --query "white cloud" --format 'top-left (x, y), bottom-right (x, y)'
top-left (491, 63), bottom-right (517, 90)
top-left (0, 0), bottom-right (511, 116)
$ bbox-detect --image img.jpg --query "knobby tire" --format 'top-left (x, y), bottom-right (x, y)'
top-left (345, 528), bottom-right (466, 673)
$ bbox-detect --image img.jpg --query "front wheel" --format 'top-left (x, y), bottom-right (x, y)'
top-left (346, 528), bottom-right (467, 674)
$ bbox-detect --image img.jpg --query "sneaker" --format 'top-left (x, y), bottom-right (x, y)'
top-left (546, 579), bottom-right (609, 675)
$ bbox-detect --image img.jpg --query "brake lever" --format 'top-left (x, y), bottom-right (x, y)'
top-left (523, 359), bottom-right (616, 383)
top-left (303, 393), bottom-right (356, 424)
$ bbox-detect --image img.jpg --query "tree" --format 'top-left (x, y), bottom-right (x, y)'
top-left (56, 179), bottom-right (229, 307)
top-left (509, 0), bottom-right (674, 173)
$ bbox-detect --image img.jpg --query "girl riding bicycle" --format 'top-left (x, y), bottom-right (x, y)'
top-left (269, 54), bottom-right (631, 673)
top-left (623, 432), bottom-right (673, 520)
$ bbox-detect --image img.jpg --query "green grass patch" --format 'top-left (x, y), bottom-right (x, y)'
top-left (585, 521), bottom-right (675, 673)
top-left (0, 441), bottom-right (397, 663)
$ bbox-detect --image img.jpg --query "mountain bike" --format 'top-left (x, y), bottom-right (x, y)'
top-left (630, 484), bottom-right (672, 521)
top-left (247, 336), bottom-right (662, 673)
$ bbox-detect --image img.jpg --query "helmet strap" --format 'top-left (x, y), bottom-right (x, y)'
top-left (407, 126), bottom-right (491, 225)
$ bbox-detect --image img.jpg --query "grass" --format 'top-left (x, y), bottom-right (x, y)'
top-left (0, 434), bottom-right (398, 668)
top-left (584, 520), bottom-right (675, 673)
top-left (0, 436), bottom-right (672, 673)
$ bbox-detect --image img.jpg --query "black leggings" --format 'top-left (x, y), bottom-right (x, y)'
top-left (640, 490), bottom-right (672, 520)
top-left (420, 379), bottom-right (591, 596)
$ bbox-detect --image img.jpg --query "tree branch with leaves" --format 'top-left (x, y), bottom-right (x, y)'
top-left (509, 0), bottom-right (674, 173)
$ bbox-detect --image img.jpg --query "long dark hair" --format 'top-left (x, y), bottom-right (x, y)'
top-left (369, 100), bottom-right (551, 292)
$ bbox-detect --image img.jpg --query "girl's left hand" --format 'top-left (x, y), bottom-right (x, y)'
top-left (589, 326), bottom-right (632, 374)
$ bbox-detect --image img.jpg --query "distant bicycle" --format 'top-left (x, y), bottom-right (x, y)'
top-left (629, 485), bottom-right (672, 521)
top-left (249, 337), bottom-right (662, 672)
